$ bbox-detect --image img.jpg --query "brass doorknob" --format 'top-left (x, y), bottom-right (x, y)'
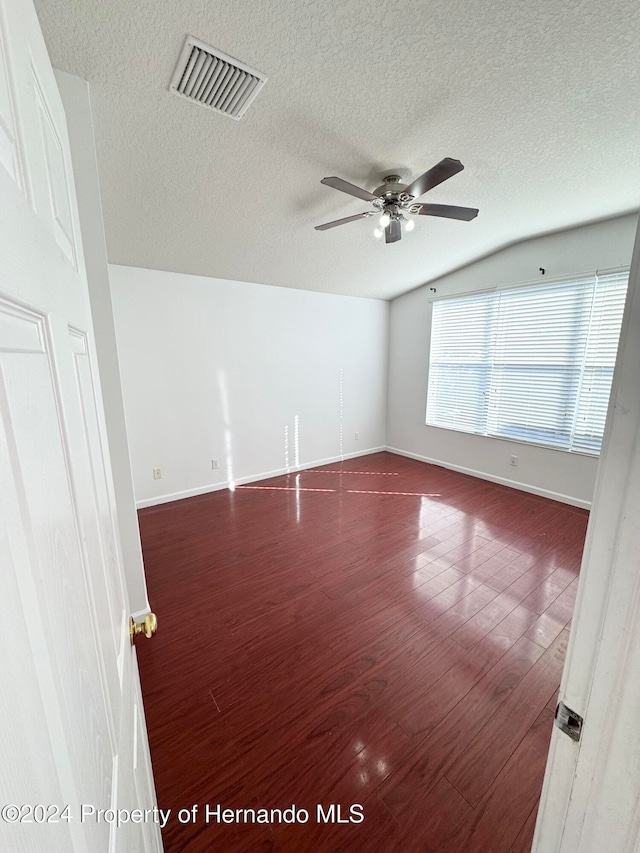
top-left (130, 612), bottom-right (158, 646)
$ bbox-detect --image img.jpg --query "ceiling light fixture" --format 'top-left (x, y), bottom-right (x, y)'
top-left (373, 227), bottom-right (383, 239)
top-left (405, 218), bottom-right (415, 232)
top-left (379, 212), bottom-right (391, 228)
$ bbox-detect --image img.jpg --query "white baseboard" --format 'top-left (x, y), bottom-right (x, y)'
top-left (136, 481), bottom-right (227, 509)
top-left (135, 447), bottom-right (387, 509)
top-left (385, 446), bottom-right (591, 510)
top-left (136, 445), bottom-right (590, 511)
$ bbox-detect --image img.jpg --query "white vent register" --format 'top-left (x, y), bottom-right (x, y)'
top-left (170, 36), bottom-right (267, 120)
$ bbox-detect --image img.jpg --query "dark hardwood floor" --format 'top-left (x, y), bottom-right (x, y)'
top-left (136, 451), bottom-right (587, 852)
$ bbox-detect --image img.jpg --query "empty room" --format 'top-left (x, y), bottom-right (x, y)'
top-left (2, 0), bottom-right (640, 852)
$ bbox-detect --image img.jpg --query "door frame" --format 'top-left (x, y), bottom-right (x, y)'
top-left (54, 69), bottom-right (151, 621)
top-left (533, 213), bottom-right (640, 850)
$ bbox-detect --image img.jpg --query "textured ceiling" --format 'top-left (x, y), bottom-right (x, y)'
top-left (35, 0), bottom-right (640, 300)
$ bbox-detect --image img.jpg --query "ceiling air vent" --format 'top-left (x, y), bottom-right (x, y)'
top-left (170, 36), bottom-right (267, 120)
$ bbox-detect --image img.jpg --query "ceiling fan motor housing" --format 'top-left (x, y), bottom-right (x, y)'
top-left (374, 174), bottom-right (409, 196)
top-left (373, 175), bottom-right (419, 218)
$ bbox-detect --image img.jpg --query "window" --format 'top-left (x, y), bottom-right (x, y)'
top-left (426, 270), bottom-right (628, 455)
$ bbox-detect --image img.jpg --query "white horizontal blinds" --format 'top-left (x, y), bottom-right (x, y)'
top-left (426, 292), bottom-right (495, 433)
top-left (572, 271), bottom-right (628, 452)
top-left (427, 271), bottom-right (628, 455)
top-left (487, 278), bottom-right (593, 449)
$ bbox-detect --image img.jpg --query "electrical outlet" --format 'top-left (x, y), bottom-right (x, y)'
top-left (510, 455), bottom-right (518, 467)
top-left (153, 468), bottom-right (162, 480)
top-left (212, 459), bottom-right (219, 469)
top-left (354, 432), bottom-right (359, 440)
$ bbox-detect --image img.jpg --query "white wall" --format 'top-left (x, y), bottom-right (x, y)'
top-left (110, 266), bottom-right (389, 506)
top-left (387, 213), bottom-right (639, 508)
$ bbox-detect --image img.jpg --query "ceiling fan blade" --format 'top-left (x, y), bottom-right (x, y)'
top-left (415, 203), bottom-right (479, 221)
top-left (314, 212), bottom-right (375, 231)
top-left (385, 219), bottom-right (401, 243)
top-left (320, 176), bottom-right (378, 202)
top-left (405, 158), bottom-right (464, 199)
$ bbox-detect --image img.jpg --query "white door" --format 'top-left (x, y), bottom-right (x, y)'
top-left (0, 1), bottom-right (161, 851)
top-left (533, 220), bottom-right (640, 847)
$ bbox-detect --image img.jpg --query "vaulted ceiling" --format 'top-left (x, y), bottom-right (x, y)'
top-left (35, 0), bottom-right (639, 300)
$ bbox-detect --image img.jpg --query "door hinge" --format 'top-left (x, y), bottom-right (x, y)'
top-left (555, 701), bottom-right (583, 742)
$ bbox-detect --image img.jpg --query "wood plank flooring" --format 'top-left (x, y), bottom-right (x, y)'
top-left (136, 451), bottom-right (588, 852)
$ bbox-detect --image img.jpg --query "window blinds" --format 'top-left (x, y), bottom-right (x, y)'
top-left (426, 271), bottom-right (628, 455)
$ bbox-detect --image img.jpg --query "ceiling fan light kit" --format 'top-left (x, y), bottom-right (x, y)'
top-left (315, 158), bottom-right (479, 244)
